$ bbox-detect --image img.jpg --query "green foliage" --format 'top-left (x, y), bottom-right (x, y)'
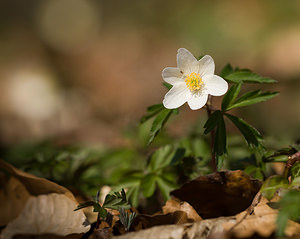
top-left (119, 208), bottom-right (137, 231)
top-left (244, 165), bottom-right (264, 180)
top-left (276, 190), bottom-right (300, 237)
top-left (75, 189), bottom-right (130, 220)
top-left (221, 82), bottom-right (242, 111)
top-left (102, 189), bottom-right (131, 210)
top-left (224, 90), bottom-right (278, 111)
top-left (224, 69), bottom-right (276, 84)
top-left (114, 145), bottom-right (183, 206)
top-left (203, 110), bottom-right (223, 134)
top-left (147, 107), bottom-right (176, 145)
top-left (225, 113), bottom-right (262, 147)
top-left (214, 114), bottom-right (227, 157)
top-left (261, 163), bottom-right (300, 237)
top-left (140, 104), bottom-right (165, 124)
top-left (260, 176), bottom-right (289, 200)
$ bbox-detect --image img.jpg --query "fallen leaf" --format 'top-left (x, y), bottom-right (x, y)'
top-left (171, 170), bottom-right (262, 218)
top-left (132, 211), bottom-right (192, 232)
top-left (0, 175), bottom-right (31, 225)
top-left (222, 196), bottom-right (300, 238)
top-left (112, 217), bottom-right (230, 239)
top-left (0, 160), bottom-right (76, 201)
top-left (1, 193), bottom-right (90, 239)
top-left (162, 198), bottom-right (202, 222)
top-left (0, 160), bottom-right (90, 238)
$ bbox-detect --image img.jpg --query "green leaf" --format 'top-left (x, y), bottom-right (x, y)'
top-left (203, 110), bottom-right (222, 134)
top-left (220, 64), bottom-right (234, 78)
top-left (93, 203), bottom-right (102, 212)
top-left (74, 201), bottom-right (96, 211)
top-left (102, 189), bottom-right (131, 210)
top-left (225, 113), bottom-right (262, 146)
top-left (214, 114), bottom-right (227, 156)
top-left (148, 145), bottom-right (174, 172)
top-left (119, 207), bottom-right (137, 231)
top-left (141, 173), bottom-right (157, 198)
top-left (244, 165), bottom-right (264, 180)
top-left (226, 90), bottom-right (278, 110)
top-left (260, 175), bottom-right (289, 200)
top-left (276, 190), bottom-right (300, 237)
top-left (98, 206), bottom-right (108, 219)
top-left (221, 82), bottom-right (242, 111)
top-left (127, 185), bottom-right (140, 208)
top-left (140, 104), bottom-right (164, 123)
top-left (225, 71), bottom-right (276, 84)
top-left (291, 162), bottom-right (300, 182)
top-left (148, 108), bottom-right (173, 144)
top-left (156, 176), bottom-right (177, 200)
top-left (163, 82), bottom-right (172, 90)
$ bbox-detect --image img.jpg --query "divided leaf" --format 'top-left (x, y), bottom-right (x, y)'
top-left (74, 201), bottom-right (97, 211)
top-left (226, 90), bottom-right (278, 110)
top-left (102, 189), bottom-right (131, 210)
top-left (141, 173), bottom-right (157, 198)
top-left (204, 110), bottom-right (223, 134)
top-left (260, 175), bottom-right (289, 200)
top-left (148, 145), bottom-right (179, 172)
top-left (156, 176), bottom-right (178, 200)
top-left (225, 71), bottom-right (276, 84)
top-left (220, 64), bottom-right (234, 78)
top-left (225, 113), bottom-right (262, 147)
top-left (148, 108), bottom-right (173, 144)
top-left (276, 190), bottom-right (300, 237)
top-left (221, 82), bottom-right (242, 111)
top-left (140, 104), bottom-right (164, 123)
top-left (214, 114), bottom-right (227, 156)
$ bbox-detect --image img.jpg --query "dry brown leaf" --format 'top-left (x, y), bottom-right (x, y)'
top-left (171, 170), bottom-right (262, 219)
top-left (131, 211), bottom-right (194, 232)
top-left (113, 217), bottom-right (230, 239)
top-left (0, 160), bottom-right (76, 201)
top-left (0, 160), bottom-right (91, 239)
top-left (0, 175), bottom-right (31, 225)
top-left (162, 198), bottom-right (202, 222)
top-left (222, 196), bottom-right (300, 238)
top-left (1, 193), bottom-right (90, 239)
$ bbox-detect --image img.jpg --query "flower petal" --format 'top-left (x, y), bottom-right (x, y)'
top-left (163, 84), bottom-right (192, 109)
top-left (162, 67), bottom-right (184, 85)
top-left (198, 55), bottom-right (215, 76)
top-left (187, 94), bottom-right (208, 110)
top-left (177, 48), bottom-right (199, 74)
top-left (203, 75), bottom-right (228, 96)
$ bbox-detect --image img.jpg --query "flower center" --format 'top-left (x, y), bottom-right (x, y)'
top-left (185, 72), bottom-right (203, 92)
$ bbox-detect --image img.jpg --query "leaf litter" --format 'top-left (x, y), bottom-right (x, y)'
top-left (1, 161), bottom-right (300, 239)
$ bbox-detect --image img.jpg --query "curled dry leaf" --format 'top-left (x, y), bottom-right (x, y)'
top-left (0, 160), bottom-right (90, 238)
top-left (0, 160), bottom-right (76, 200)
top-left (171, 170), bottom-right (262, 219)
top-left (1, 193), bottom-right (90, 239)
top-left (132, 211), bottom-right (192, 231)
top-left (162, 198), bottom-right (202, 222)
top-left (0, 175), bottom-right (31, 225)
top-left (113, 217), bottom-right (230, 239)
top-left (222, 196), bottom-right (300, 238)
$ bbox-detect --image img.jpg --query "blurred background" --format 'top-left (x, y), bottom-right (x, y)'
top-left (0, 0), bottom-right (300, 149)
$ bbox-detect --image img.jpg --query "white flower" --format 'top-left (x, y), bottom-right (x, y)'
top-left (162, 48), bottom-right (228, 110)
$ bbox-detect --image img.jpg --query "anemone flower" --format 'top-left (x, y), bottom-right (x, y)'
top-left (162, 48), bottom-right (228, 110)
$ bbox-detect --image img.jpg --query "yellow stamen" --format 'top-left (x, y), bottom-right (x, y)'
top-left (185, 72), bottom-right (203, 92)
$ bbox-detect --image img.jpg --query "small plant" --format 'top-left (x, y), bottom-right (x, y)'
top-left (75, 189), bottom-right (136, 231)
top-left (144, 48), bottom-right (278, 172)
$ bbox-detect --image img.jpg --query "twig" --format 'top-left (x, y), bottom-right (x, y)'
top-left (228, 192), bottom-right (262, 232)
top-left (284, 151), bottom-right (300, 180)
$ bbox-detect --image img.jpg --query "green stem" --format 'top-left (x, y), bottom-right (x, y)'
top-left (206, 95), bottom-right (217, 172)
